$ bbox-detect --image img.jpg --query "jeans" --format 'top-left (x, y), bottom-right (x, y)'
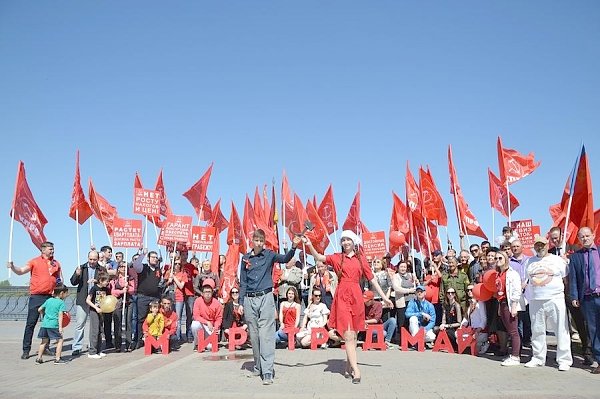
top-left (275, 329), bottom-right (289, 344)
top-left (370, 318), bottom-right (397, 343)
top-left (113, 301), bottom-right (132, 350)
top-left (517, 305), bottom-right (531, 344)
top-left (23, 294), bottom-right (51, 353)
top-left (130, 294), bottom-right (138, 342)
top-left (184, 295), bottom-right (195, 339)
top-left (245, 293), bottom-right (276, 378)
top-left (72, 304), bottom-right (89, 351)
top-left (499, 302), bottom-right (521, 357)
top-left (89, 310), bottom-right (104, 355)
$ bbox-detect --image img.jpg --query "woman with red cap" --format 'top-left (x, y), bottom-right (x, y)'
top-left (304, 230), bottom-right (392, 384)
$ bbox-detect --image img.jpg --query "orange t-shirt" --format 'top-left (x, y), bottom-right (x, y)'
top-left (28, 256), bottom-right (61, 295)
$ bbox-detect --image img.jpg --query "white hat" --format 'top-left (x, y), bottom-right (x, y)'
top-left (340, 230), bottom-right (361, 246)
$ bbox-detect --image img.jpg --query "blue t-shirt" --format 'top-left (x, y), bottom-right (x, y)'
top-left (40, 297), bottom-right (66, 329)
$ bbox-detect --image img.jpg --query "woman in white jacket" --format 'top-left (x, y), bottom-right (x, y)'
top-left (496, 250), bottom-right (522, 366)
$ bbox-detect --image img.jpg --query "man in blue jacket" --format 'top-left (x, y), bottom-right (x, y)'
top-left (569, 226), bottom-right (600, 374)
top-left (405, 285), bottom-right (436, 343)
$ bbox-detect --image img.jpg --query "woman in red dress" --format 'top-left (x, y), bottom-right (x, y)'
top-left (304, 230), bottom-right (392, 384)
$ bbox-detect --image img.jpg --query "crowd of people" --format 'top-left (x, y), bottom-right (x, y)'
top-left (6, 224), bottom-right (600, 383)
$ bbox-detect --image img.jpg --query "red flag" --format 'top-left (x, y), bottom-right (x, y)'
top-left (342, 184), bottom-right (362, 233)
top-left (318, 184), bottom-right (338, 234)
top-left (134, 172), bottom-right (143, 190)
top-left (227, 202), bottom-right (246, 254)
top-left (220, 243), bottom-right (240, 302)
top-left (488, 169), bottom-right (520, 218)
top-left (11, 161), bottom-right (48, 248)
top-left (210, 231), bottom-right (220, 275)
top-left (389, 191), bottom-right (410, 257)
top-left (154, 169), bottom-right (173, 218)
top-left (69, 151), bottom-right (93, 225)
top-left (406, 163), bottom-right (420, 213)
top-left (242, 194), bottom-right (256, 241)
top-left (253, 187), bottom-right (266, 227)
top-left (183, 162), bottom-right (214, 219)
top-left (419, 166), bottom-right (448, 226)
top-left (497, 136), bottom-right (541, 185)
top-left (88, 179), bottom-right (118, 234)
top-left (262, 185), bottom-right (271, 227)
top-left (550, 145), bottom-right (594, 244)
top-left (285, 193), bottom-right (308, 241)
top-left (448, 145), bottom-right (487, 239)
top-left (305, 200), bottom-right (330, 254)
top-left (281, 170), bottom-right (294, 220)
top-left (208, 198), bottom-right (228, 234)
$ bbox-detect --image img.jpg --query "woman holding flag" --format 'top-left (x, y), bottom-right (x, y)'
top-left (303, 230), bottom-right (392, 384)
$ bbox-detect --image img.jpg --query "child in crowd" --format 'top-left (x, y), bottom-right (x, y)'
top-left (86, 272), bottom-right (110, 359)
top-left (144, 301), bottom-right (165, 340)
top-left (35, 284), bottom-right (69, 365)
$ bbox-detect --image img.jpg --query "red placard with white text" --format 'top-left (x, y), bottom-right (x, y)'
top-left (111, 218), bottom-right (143, 248)
top-left (190, 226), bottom-right (217, 252)
top-left (133, 188), bottom-right (161, 217)
top-left (158, 215), bottom-right (193, 246)
top-left (362, 231), bottom-right (387, 259)
top-left (510, 219), bottom-right (541, 256)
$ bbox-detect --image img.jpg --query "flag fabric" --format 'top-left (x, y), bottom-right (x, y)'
top-left (208, 198), bottom-right (228, 234)
top-left (318, 184), bottom-right (338, 235)
top-left (134, 172), bottom-right (143, 190)
top-left (253, 187), bottom-right (266, 227)
top-left (549, 145), bottom-right (594, 244)
top-left (219, 243), bottom-right (240, 302)
top-left (305, 200), bottom-right (330, 254)
top-left (88, 179), bottom-right (118, 234)
top-left (155, 169), bottom-right (173, 218)
top-left (242, 195), bottom-right (256, 241)
top-left (183, 163), bottom-right (214, 219)
top-left (497, 136), bottom-right (541, 185)
top-left (389, 192), bottom-right (410, 257)
top-left (286, 193), bottom-right (309, 241)
top-left (227, 202), bottom-right (246, 254)
top-left (488, 168), bottom-right (520, 218)
top-left (419, 166), bottom-right (448, 226)
top-left (281, 170), bottom-right (294, 220)
top-left (406, 163), bottom-right (421, 213)
top-left (11, 161), bottom-right (48, 248)
top-left (69, 151), bottom-right (93, 225)
top-left (342, 185), bottom-right (362, 233)
top-left (448, 145), bottom-right (488, 239)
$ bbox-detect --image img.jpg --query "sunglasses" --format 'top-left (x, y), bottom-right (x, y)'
top-left (447, 291), bottom-right (456, 295)
top-left (313, 294), bottom-right (322, 297)
top-left (495, 257), bottom-right (504, 261)
top-left (231, 291), bottom-right (239, 294)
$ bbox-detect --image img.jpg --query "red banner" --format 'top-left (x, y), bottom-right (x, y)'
top-left (158, 215), bottom-right (193, 246)
top-left (11, 161), bottom-right (48, 248)
top-left (111, 218), bottom-right (143, 248)
top-left (133, 188), bottom-right (162, 217)
top-left (190, 226), bottom-right (217, 252)
top-left (362, 231), bottom-right (387, 259)
top-left (510, 219), bottom-right (541, 256)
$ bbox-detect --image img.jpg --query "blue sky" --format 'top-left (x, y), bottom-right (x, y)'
top-left (1, 1), bottom-right (599, 284)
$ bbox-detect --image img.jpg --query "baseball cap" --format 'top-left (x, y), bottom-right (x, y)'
top-left (432, 250), bottom-right (443, 256)
top-left (415, 285), bottom-right (425, 292)
top-left (363, 290), bottom-right (375, 302)
top-left (533, 234), bottom-right (548, 245)
top-left (202, 278), bottom-right (216, 289)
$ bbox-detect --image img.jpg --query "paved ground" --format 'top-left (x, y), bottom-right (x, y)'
top-left (1, 320), bottom-right (599, 399)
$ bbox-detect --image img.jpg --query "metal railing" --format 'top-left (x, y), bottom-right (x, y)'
top-left (0, 287), bottom-right (77, 320)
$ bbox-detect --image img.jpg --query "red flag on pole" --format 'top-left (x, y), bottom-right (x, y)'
top-left (208, 198), bottom-right (228, 234)
top-left (220, 243), bottom-right (240, 302)
top-left (253, 187), bottom-right (266, 227)
top-left (448, 145), bottom-right (488, 240)
top-left (227, 202), bottom-right (247, 254)
top-left (134, 172), bottom-right (143, 190)
top-left (342, 184), bottom-right (362, 233)
top-left (69, 151), bottom-right (93, 225)
top-left (155, 169), bottom-right (173, 218)
top-left (183, 162), bottom-right (214, 220)
top-left (497, 136), bottom-right (541, 185)
top-left (318, 184), bottom-right (338, 235)
top-left (389, 191), bottom-right (409, 256)
top-left (406, 163), bottom-right (421, 213)
top-left (419, 166), bottom-right (448, 226)
top-left (243, 194), bottom-right (256, 241)
top-left (88, 179), bottom-right (118, 234)
top-left (488, 168), bottom-right (520, 218)
top-left (281, 170), bottom-right (294, 218)
top-left (11, 161), bottom-right (48, 248)
top-left (305, 199), bottom-right (330, 253)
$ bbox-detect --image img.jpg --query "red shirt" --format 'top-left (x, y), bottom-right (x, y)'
top-left (28, 256), bottom-right (61, 295)
top-left (193, 297), bottom-right (223, 331)
top-left (161, 309), bottom-right (178, 336)
top-left (424, 274), bottom-right (440, 304)
top-left (183, 263), bottom-right (197, 296)
top-left (496, 270), bottom-right (507, 302)
top-left (174, 271), bottom-right (188, 302)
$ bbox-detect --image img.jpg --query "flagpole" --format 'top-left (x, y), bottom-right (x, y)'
top-left (197, 205), bottom-right (204, 227)
top-left (144, 218), bottom-right (148, 249)
top-left (76, 209), bottom-right (81, 269)
top-left (505, 180), bottom-right (512, 226)
top-left (491, 207), bottom-right (495, 247)
top-left (560, 144), bottom-right (583, 252)
top-left (333, 229), bottom-right (340, 252)
top-left (103, 221), bottom-right (112, 247)
top-left (423, 216), bottom-right (432, 256)
top-left (8, 208), bottom-right (15, 278)
top-left (89, 218), bottom-right (94, 248)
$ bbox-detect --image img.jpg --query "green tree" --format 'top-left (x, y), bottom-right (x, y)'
top-left (0, 280), bottom-right (11, 287)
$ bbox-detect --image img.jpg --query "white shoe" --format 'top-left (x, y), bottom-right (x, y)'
top-left (558, 364), bottom-right (570, 372)
top-left (501, 356), bottom-right (520, 366)
top-left (87, 354), bottom-right (102, 359)
top-left (99, 352), bottom-right (107, 357)
top-left (524, 359), bottom-right (543, 368)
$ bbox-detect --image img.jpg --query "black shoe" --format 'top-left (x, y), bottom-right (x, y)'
top-left (21, 352), bottom-right (29, 360)
top-left (71, 350), bottom-right (81, 357)
top-left (35, 358), bottom-right (43, 364)
top-left (583, 354), bottom-right (594, 366)
top-left (54, 358), bottom-right (68, 365)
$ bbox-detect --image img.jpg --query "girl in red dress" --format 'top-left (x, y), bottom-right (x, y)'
top-left (304, 230), bottom-right (392, 384)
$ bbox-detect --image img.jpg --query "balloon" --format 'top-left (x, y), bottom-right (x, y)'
top-left (62, 312), bottom-right (71, 328)
top-left (390, 231), bottom-right (406, 246)
top-left (472, 283), bottom-right (494, 301)
top-left (100, 295), bottom-right (118, 313)
top-left (482, 270), bottom-right (498, 292)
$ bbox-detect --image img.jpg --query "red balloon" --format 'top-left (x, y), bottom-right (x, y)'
top-left (390, 231), bottom-right (406, 246)
top-left (62, 312), bottom-right (71, 328)
top-left (482, 270), bottom-right (498, 292)
top-left (472, 283), bottom-right (493, 301)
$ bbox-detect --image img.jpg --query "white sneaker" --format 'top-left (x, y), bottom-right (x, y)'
top-left (524, 359), bottom-right (543, 368)
top-left (99, 352), bottom-right (107, 357)
top-left (87, 354), bottom-right (102, 359)
top-left (501, 356), bottom-right (520, 366)
top-left (558, 364), bottom-right (570, 372)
